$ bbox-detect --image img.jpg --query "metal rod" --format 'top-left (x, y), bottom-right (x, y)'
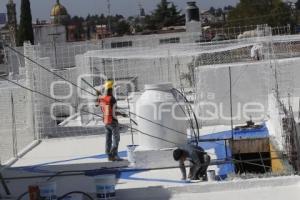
top-left (238, 153), bottom-right (245, 174)
top-left (298, 97), bottom-right (300, 120)
top-left (259, 151), bottom-right (267, 173)
top-left (81, 78), bottom-right (99, 94)
top-left (11, 91), bottom-right (18, 158)
top-left (229, 67), bottom-right (234, 142)
top-left (127, 92), bottom-right (134, 145)
top-left (225, 140), bottom-right (228, 159)
top-left (229, 66), bottom-right (234, 165)
top-left (0, 172), bottom-right (11, 195)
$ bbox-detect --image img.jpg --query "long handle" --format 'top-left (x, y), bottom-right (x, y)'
top-left (127, 93), bottom-right (134, 145)
top-left (81, 78), bottom-right (99, 95)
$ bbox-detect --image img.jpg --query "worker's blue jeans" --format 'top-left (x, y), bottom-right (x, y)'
top-left (105, 122), bottom-right (120, 157)
top-left (189, 154), bottom-right (211, 180)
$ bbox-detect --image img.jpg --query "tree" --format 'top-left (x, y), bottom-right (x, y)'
top-left (110, 15), bottom-right (131, 35)
top-left (69, 16), bottom-right (85, 40)
top-left (227, 0), bottom-right (293, 27)
top-left (145, 0), bottom-right (182, 30)
top-left (113, 20), bottom-right (131, 35)
top-left (215, 8), bottom-right (223, 17)
top-left (224, 5), bottom-right (234, 11)
top-left (82, 14), bottom-right (131, 36)
top-left (209, 7), bottom-right (216, 15)
top-left (17, 0), bottom-right (34, 46)
top-left (296, 0), bottom-right (300, 10)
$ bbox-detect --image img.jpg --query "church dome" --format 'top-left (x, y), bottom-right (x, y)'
top-left (51, 0), bottom-right (68, 17)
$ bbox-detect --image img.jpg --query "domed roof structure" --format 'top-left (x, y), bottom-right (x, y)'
top-left (50, 0), bottom-right (69, 24)
top-left (51, 0), bottom-right (68, 17)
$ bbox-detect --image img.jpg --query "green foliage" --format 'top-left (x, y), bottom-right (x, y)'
top-left (113, 20), bottom-right (131, 35)
top-left (296, 0), bottom-right (300, 10)
top-left (83, 14), bottom-right (131, 36)
top-left (227, 0), bottom-right (293, 26)
top-left (17, 0), bottom-right (34, 46)
top-left (70, 16), bottom-right (85, 40)
top-left (110, 15), bottom-right (131, 35)
top-left (144, 0), bottom-right (183, 30)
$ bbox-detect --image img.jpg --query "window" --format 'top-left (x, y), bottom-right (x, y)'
top-left (159, 37), bottom-right (180, 45)
top-left (111, 41), bottom-right (133, 48)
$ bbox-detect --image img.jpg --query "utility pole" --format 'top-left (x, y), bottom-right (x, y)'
top-left (138, 1), bottom-right (145, 17)
top-left (48, 32), bottom-right (62, 68)
top-left (107, 0), bottom-right (111, 33)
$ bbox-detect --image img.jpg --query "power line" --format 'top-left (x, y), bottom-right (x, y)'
top-left (3, 43), bottom-right (97, 97)
top-left (0, 76), bottom-right (223, 161)
top-left (3, 42), bottom-right (188, 140)
top-left (3, 41), bottom-right (199, 141)
top-left (1, 43), bottom-right (259, 156)
top-left (0, 75), bottom-right (181, 148)
top-left (0, 50), bottom-right (252, 150)
top-left (0, 76), bottom-right (281, 172)
top-left (0, 42), bottom-right (285, 171)
top-left (4, 41), bottom-right (198, 140)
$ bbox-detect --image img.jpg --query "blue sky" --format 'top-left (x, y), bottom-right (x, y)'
top-left (0, 0), bottom-right (240, 21)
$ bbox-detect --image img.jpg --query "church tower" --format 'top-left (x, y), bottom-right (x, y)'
top-left (6, 0), bottom-right (17, 45)
top-left (51, 0), bottom-right (69, 25)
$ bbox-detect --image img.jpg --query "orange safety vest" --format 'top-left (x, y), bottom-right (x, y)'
top-left (99, 96), bottom-right (114, 125)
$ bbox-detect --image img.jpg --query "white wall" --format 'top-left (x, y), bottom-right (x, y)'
top-left (195, 57), bottom-right (300, 126)
top-left (0, 86), bottom-right (35, 164)
top-left (34, 24), bottom-right (66, 45)
top-left (102, 32), bottom-right (202, 49)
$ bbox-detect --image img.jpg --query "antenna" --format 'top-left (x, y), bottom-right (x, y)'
top-left (138, 0), bottom-right (145, 17)
top-left (107, 0), bottom-right (111, 32)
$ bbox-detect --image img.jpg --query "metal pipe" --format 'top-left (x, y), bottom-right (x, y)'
top-left (229, 67), bottom-right (234, 142)
top-left (2, 156), bottom-right (285, 181)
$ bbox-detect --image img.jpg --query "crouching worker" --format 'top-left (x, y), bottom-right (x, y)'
top-left (98, 80), bottom-right (127, 162)
top-left (173, 146), bottom-right (211, 181)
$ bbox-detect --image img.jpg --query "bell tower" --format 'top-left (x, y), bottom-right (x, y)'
top-left (6, 0), bottom-right (17, 46)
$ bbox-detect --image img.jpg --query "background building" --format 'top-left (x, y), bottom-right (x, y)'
top-left (33, 0), bottom-right (68, 44)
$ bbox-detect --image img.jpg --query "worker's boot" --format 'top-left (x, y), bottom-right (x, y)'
top-left (199, 174), bottom-right (208, 181)
top-left (112, 155), bottom-right (124, 162)
top-left (108, 154), bottom-right (114, 162)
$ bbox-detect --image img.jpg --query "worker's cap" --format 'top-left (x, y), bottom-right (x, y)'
top-left (104, 80), bottom-right (114, 90)
top-left (173, 148), bottom-right (184, 161)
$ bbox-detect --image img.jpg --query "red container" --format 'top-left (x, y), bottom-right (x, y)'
top-left (28, 186), bottom-right (40, 200)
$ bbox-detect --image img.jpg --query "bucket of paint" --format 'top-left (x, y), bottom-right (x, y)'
top-left (94, 174), bottom-right (116, 200)
top-left (38, 182), bottom-right (57, 200)
top-left (28, 185), bottom-right (40, 200)
top-left (207, 170), bottom-right (216, 182)
top-left (127, 145), bottom-right (139, 165)
top-left (187, 129), bottom-right (193, 142)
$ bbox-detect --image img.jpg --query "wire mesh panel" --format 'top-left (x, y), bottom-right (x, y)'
top-left (24, 44), bottom-right (105, 139)
top-left (0, 85), bottom-right (35, 164)
top-left (195, 61), bottom-right (272, 126)
top-left (0, 87), bottom-right (15, 164)
top-left (87, 57), bottom-right (184, 91)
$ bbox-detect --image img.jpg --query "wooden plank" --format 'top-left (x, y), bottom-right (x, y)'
top-left (231, 138), bottom-right (270, 154)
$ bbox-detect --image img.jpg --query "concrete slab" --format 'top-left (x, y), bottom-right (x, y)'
top-left (11, 133), bottom-right (135, 168)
